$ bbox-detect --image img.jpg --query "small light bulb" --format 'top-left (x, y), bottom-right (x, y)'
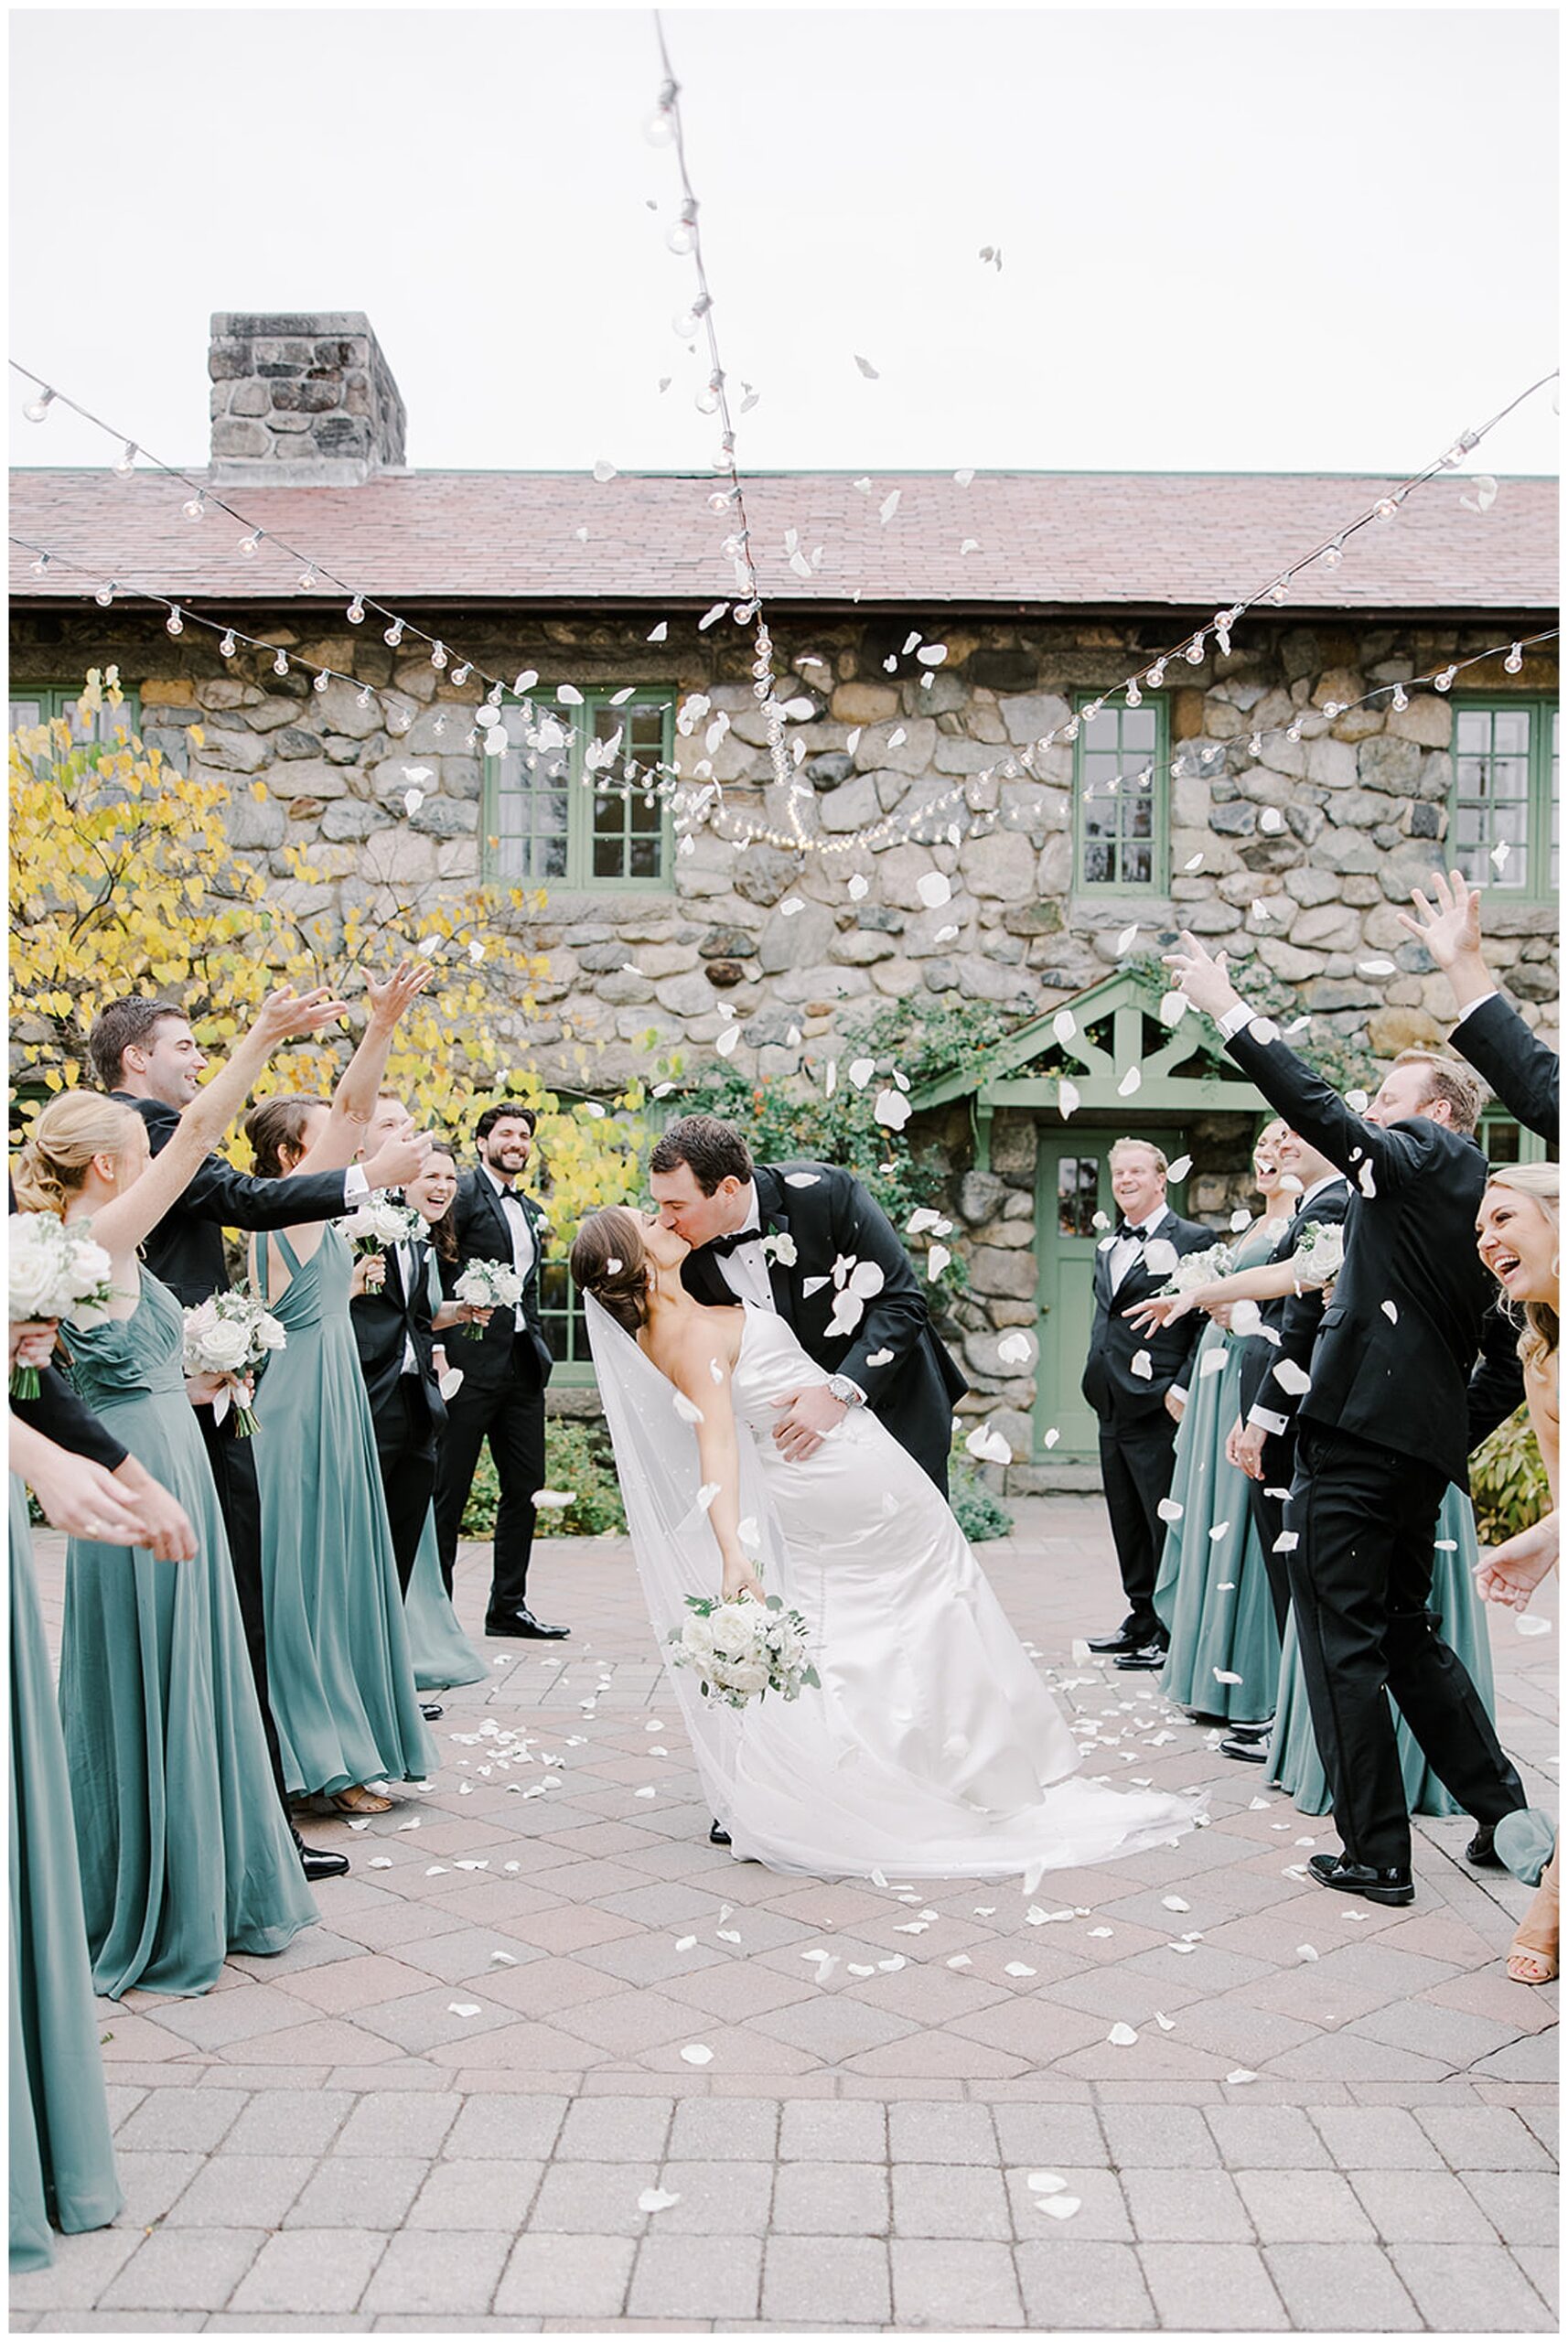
top-left (1268, 581), bottom-right (1289, 606)
top-left (434, 714), bottom-right (447, 738)
top-left (1148, 661), bottom-right (1166, 689)
top-left (392, 706), bottom-right (411, 731)
top-left (1434, 664), bottom-right (1456, 693)
top-left (1374, 496), bottom-right (1397, 521)
top-left (298, 564), bottom-right (317, 591)
top-left (1322, 701), bottom-right (1343, 719)
top-left (1391, 684), bottom-right (1408, 712)
top-left (220, 631), bottom-right (237, 658)
top-left (356, 685), bottom-right (372, 711)
top-left (430, 641), bottom-right (447, 670)
top-left (1124, 680), bottom-right (1142, 708)
top-left (672, 299), bottom-right (710, 338)
top-left (1185, 636), bottom-right (1205, 664)
top-left (1063, 716), bottom-right (1079, 742)
top-left (347, 596), bottom-right (365, 624)
top-left (707, 489), bottom-right (736, 514)
top-left (313, 669), bottom-right (330, 693)
top-left (644, 109), bottom-right (675, 147)
top-left (451, 662), bottom-right (470, 686)
top-left (384, 619), bottom-right (404, 647)
top-left (1321, 539), bottom-right (1344, 567)
top-left (30, 551), bottom-right (49, 577)
top-left (23, 389), bottom-right (54, 423)
top-left (1286, 719), bottom-right (1303, 742)
top-left (665, 204), bottom-right (698, 256)
top-left (239, 531), bottom-right (262, 557)
top-left (113, 440), bottom-right (137, 476)
top-left (182, 492), bottom-right (206, 522)
top-left (273, 650), bottom-right (289, 677)
top-left (166, 606), bottom-right (184, 636)
top-left (1505, 642), bottom-right (1524, 675)
top-left (94, 581), bottom-right (115, 607)
top-left (694, 381), bottom-right (722, 415)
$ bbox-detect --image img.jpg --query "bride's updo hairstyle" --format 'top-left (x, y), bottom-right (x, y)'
top-left (569, 1206), bottom-right (650, 1336)
top-left (12, 1094), bottom-right (144, 1218)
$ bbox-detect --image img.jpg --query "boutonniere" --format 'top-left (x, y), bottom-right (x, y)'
top-left (760, 1230), bottom-right (798, 1267)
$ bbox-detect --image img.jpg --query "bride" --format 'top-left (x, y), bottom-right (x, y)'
top-left (570, 1205), bottom-right (1199, 1882)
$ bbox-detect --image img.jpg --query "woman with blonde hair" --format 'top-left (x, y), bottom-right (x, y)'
top-left (1473, 1161), bottom-right (1560, 1985)
top-left (12, 988), bottom-right (344, 1998)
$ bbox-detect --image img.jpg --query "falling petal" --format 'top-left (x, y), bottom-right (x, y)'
top-left (1108, 2023), bottom-right (1139, 2047)
top-left (679, 2043), bottom-right (714, 2066)
top-left (1516, 1613), bottom-right (1553, 1637)
top-left (447, 2002), bottom-right (482, 2017)
top-left (879, 490), bottom-right (901, 525)
top-left (1058, 1079), bottom-right (1080, 1120)
top-left (1040, 2195), bottom-right (1080, 2220)
top-left (854, 354), bottom-right (880, 380)
top-left (1118, 1066), bottom-right (1142, 1098)
top-left (918, 871), bottom-right (953, 908)
top-left (592, 458), bottom-right (618, 483)
top-left (1226, 2068), bottom-right (1259, 2085)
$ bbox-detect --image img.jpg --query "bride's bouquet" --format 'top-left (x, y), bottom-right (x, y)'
top-left (9, 1213), bottom-right (117, 1398)
top-left (1291, 1219), bottom-right (1345, 1290)
top-left (452, 1257), bottom-right (524, 1337)
top-left (1156, 1241), bottom-right (1235, 1298)
top-left (669, 1591), bottom-right (820, 1711)
top-left (182, 1292), bottom-right (286, 1435)
top-left (340, 1195), bottom-right (424, 1256)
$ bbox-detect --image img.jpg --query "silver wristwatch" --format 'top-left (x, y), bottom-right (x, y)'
top-left (824, 1373), bottom-right (865, 1407)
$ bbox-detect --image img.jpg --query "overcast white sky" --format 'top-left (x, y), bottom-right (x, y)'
top-left (9, 5), bottom-right (1561, 484)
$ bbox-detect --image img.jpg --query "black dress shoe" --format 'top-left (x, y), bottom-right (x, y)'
top-left (484, 1606), bottom-right (570, 1639)
top-left (1307, 1853), bottom-right (1414, 1907)
top-left (1087, 1623), bottom-right (1155, 1657)
top-left (421, 1702), bottom-right (444, 1723)
top-left (1219, 1731), bottom-right (1270, 1763)
top-left (709, 1821), bottom-right (732, 1847)
top-left (1114, 1640), bottom-right (1169, 1671)
top-left (299, 1842), bottom-right (350, 1882)
top-left (1465, 1823), bottom-right (1502, 1868)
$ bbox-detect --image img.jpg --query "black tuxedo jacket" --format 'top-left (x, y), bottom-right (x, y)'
top-left (12, 1362), bottom-right (129, 1473)
top-left (1453, 994), bottom-right (1559, 1144)
top-left (114, 1092), bottom-right (352, 1307)
top-left (1235, 1179), bottom-right (1350, 1429)
top-left (1227, 1024), bottom-right (1497, 1488)
top-left (438, 1169), bottom-right (553, 1393)
top-left (680, 1161), bottom-right (967, 1489)
top-left (350, 1238), bottom-right (446, 1443)
top-left (1080, 1208), bottom-right (1211, 1426)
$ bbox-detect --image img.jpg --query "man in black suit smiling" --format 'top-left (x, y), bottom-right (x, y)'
top-left (433, 1104), bottom-right (564, 1638)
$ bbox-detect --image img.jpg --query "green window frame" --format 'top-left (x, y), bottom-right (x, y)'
top-left (1449, 696), bottom-right (1559, 903)
top-left (8, 683), bottom-right (143, 743)
top-left (1073, 693), bottom-right (1168, 893)
top-left (536, 1252), bottom-right (596, 1384)
top-left (1480, 1105), bottom-right (1556, 1169)
top-left (482, 688), bottom-right (676, 891)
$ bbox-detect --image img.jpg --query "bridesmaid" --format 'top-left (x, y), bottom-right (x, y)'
top-left (1154, 1124), bottom-right (1293, 1724)
top-left (397, 1144), bottom-right (485, 1694)
top-left (246, 962), bottom-right (438, 1816)
top-left (11, 987), bottom-right (346, 1998)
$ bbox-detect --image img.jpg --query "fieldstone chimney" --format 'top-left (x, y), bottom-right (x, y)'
top-left (208, 311), bottom-right (406, 486)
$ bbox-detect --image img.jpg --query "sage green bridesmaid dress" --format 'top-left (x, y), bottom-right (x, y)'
top-left (59, 1273), bottom-right (316, 1999)
top-left (10, 1477), bottom-right (122, 2270)
top-left (1268, 1487), bottom-right (1494, 1817)
top-left (1154, 1220), bottom-right (1284, 1725)
top-left (403, 1253), bottom-right (483, 1693)
top-left (252, 1224), bottom-right (435, 1797)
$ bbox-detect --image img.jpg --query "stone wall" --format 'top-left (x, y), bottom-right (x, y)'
top-left (13, 604), bottom-right (1556, 1477)
top-left (208, 312), bottom-right (407, 485)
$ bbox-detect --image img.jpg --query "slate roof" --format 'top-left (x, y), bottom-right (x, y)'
top-left (9, 467), bottom-right (1557, 614)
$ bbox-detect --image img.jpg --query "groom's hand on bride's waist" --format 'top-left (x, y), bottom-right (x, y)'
top-left (771, 1384), bottom-right (848, 1462)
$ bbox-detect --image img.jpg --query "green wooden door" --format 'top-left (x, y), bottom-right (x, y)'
top-left (1033, 1130), bottom-right (1189, 1464)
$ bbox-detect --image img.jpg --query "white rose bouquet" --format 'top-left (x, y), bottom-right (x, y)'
top-left (452, 1258), bottom-right (524, 1338)
top-left (669, 1591), bottom-right (819, 1711)
top-left (340, 1195), bottom-right (424, 1255)
top-left (1156, 1241), bottom-right (1236, 1298)
top-left (1291, 1219), bottom-right (1345, 1290)
top-left (181, 1291), bottom-right (286, 1436)
top-left (9, 1213), bottom-right (118, 1397)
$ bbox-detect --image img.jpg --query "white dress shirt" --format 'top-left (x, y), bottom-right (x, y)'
top-left (712, 1181), bottom-right (777, 1314)
top-left (393, 1239), bottom-right (421, 1374)
top-left (1247, 1173), bottom-right (1349, 1435)
top-left (1109, 1204), bottom-right (1171, 1295)
top-left (480, 1165), bottom-right (535, 1331)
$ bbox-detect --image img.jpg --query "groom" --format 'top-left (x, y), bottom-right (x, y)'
top-left (649, 1114), bottom-right (967, 1496)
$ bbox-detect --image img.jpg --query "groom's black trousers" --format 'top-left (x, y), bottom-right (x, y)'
top-left (197, 1406), bottom-right (292, 1813)
top-left (1285, 1422), bottom-right (1526, 1872)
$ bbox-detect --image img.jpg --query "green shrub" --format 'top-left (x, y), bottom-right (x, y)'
top-left (459, 1417), bottom-right (628, 1541)
top-left (1469, 1406), bottom-right (1550, 1545)
top-left (948, 1436), bottom-right (1015, 1543)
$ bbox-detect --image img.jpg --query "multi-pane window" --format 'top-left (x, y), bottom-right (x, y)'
top-left (536, 1254), bottom-right (595, 1380)
top-left (1057, 1155), bottom-right (1101, 1238)
top-left (8, 685), bottom-right (142, 742)
top-left (483, 690), bottom-right (675, 889)
top-left (1074, 695), bottom-right (1166, 890)
top-left (1450, 698), bottom-right (1559, 899)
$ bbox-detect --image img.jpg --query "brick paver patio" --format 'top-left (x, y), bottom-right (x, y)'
top-left (13, 1499), bottom-right (1557, 2332)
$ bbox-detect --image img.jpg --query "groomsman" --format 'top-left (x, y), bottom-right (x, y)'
top-left (348, 1098), bottom-right (446, 1581)
top-left (90, 996), bottom-right (427, 1883)
top-left (1080, 1140), bottom-right (1211, 1671)
top-left (433, 1106), bottom-right (564, 1638)
top-left (1167, 936), bottom-right (1529, 1907)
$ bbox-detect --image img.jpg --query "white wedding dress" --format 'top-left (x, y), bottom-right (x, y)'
top-left (589, 1298), bottom-right (1199, 1883)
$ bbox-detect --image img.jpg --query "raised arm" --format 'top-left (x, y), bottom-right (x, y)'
top-left (293, 962), bottom-right (435, 1178)
top-left (83, 987), bottom-right (348, 1260)
top-left (1396, 867), bottom-right (1496, 1014)
top-left (669, 1332), bottom-right (764, 1605)
top-left (1123, 1253), bottom-right (1305, 1333)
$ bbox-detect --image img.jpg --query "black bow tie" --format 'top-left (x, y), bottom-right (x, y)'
top-left (496, 1186), bottom-right (526, 1208)
top-left (708, 1226), bottom-right (764, 1259)
top-left (1116, 1223), bottom-right (1149, 1243)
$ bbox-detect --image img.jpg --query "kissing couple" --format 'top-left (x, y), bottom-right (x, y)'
top-left (569, 1114), bottom-right (1199, 1885)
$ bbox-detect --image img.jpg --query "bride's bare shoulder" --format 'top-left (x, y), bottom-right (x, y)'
top-left (644, 1305), bottom-right (745, 1387)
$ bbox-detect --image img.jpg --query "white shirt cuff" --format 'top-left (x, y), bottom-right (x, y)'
top-left (343, 1164), bottom-right (371, 1200)
top-left (1248, 1403), bottom-right (1290, 1435)
top-left (1218, 1003), bottom-right (1259, 1042)
top-left (1453, 991), bottom-right (1498, 1026)
top-left (1169, 1383), bottom-right (1189, 1402)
